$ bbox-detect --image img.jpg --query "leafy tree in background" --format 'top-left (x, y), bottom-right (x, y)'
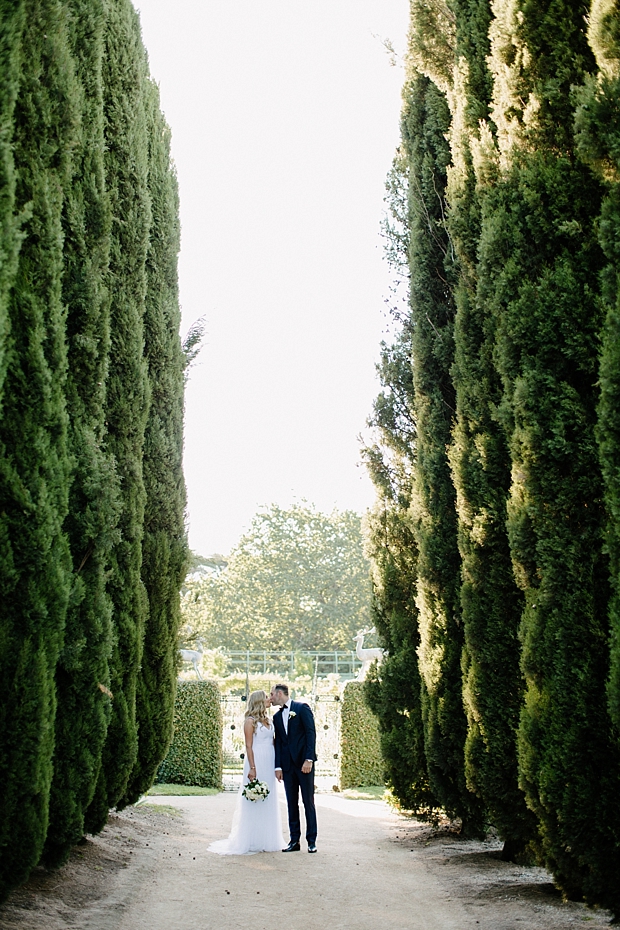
top-left (122, 79), bottom-right (188, 806)
top-left (479, 0), bottom-right (620, 909)
top-left (85, 0), bottom-right (151, 834)
top-left (0, 0), bottom-right (76, 896)
top-left (183, 503), bottom-right (371, 652)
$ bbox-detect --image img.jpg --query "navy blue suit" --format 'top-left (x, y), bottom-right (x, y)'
top-left (274, 701), bottom-right (318, 846)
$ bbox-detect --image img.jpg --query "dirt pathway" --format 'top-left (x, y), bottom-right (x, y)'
top-left (0, 790), bottom-right (613, 929)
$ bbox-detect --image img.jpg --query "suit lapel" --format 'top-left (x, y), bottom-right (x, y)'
top-left (275, 707), bottom-right (287, 741)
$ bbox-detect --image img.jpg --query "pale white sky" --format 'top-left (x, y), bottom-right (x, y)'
top-left (135, 0), bottom-right (409, 556)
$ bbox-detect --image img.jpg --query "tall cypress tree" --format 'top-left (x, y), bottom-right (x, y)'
top-left (575, 0), bottom-right (620, 745)
top-left (0, 1), bottom-right (25, 400)
top-left (363, 85), bottom-right (441, 816)
top-left (121, 79), bottom-right (187, 805)
top-left (0, 0), bottom-right (77, 897)
top-left (85, 0), bottom-right (151, 834)
top-left (446, 0), bottom-right (538, 859)
top-left (480, 0), bottom-right (620, 911)
top-left (402, 67), bottom-right (484, 833)
top-left (42, 0), bottom-right (119, 866)
top-left (363, 334), bottom-right (435, 816)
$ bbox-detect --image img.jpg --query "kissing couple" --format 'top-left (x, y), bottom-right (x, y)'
top-left (209, 684), bottom-right (318, 855)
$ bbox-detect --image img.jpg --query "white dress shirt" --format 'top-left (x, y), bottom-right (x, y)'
top-left (281, 699), bottom-right (291, 734)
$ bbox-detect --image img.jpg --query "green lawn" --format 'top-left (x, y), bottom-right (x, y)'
top-left (137, 803), bottom-right (182, 816)
top-left (339, 786), bottom-right (387, 801)
top-left (147, 784), bottom-right (222, 796)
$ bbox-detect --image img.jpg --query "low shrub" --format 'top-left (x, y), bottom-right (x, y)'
top-left (157, 680), bottom-right (222, 787)
top-left (339, 681), bottom-right (384, 788)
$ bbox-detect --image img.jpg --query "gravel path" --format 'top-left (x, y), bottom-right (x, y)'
top-left (0, 790), bottom-right (613, 929)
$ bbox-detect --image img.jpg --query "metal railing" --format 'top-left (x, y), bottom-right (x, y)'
top-left (221, 650), bottom-right (362, 679)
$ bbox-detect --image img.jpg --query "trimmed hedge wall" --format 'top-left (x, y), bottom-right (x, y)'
top-left (340, 681), bottom-right (384, 788)
top-left (157, 680), bottom-right (222, 788)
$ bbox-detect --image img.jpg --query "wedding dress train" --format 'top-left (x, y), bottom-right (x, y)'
top-left (208, 719), bottom-right (283, 855)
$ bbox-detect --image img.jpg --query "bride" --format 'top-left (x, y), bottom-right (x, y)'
top-left (208, 690), bottom-right (283, 855)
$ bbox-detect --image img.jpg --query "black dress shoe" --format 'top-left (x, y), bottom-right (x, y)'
top-left (308, 844), bottom-right (317, 853)
top-left (282, 841), bottom-right (300, 852)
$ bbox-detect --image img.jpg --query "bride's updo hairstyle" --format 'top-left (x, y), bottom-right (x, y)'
top-left (245, 690), bottom-right (269, 731)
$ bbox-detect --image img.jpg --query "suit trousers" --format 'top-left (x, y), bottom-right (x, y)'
top-left (282, 765), bottom-right (317, 845)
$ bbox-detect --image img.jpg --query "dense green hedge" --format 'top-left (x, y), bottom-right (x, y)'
top-left (158, 681), bottom-right (223, 788)
top-left (340, 681), bottom-right (383, 789)
top-left (0, 0), bottom-right (187, 893)
top-left (365, 0), bottom-right (620, 914)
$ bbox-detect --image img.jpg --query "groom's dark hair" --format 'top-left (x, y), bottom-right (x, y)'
top-left (274, 683), bottom-right (289, 696)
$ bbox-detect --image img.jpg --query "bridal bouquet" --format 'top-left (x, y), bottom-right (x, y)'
top-left (243, 778), bottom-right (270, 802)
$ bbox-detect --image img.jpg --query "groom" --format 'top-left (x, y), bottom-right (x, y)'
top-left (270, 684), bottom-right (318, 853)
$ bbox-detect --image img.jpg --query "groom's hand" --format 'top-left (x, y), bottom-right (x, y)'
top-left (301, 760), bottom-right (313, 774)
top-left (275, 768), bottom-right (283, 782)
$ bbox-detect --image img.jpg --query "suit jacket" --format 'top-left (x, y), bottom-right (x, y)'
top-left (274, 700), bottom-right (317, 772)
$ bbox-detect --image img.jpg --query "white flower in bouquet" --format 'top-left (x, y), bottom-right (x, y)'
top-left (242, 777), bottom-right (270, 802)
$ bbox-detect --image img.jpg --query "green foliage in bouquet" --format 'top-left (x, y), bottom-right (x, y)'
top-left (158, 680), bottom-right (223, 788)
top-left (340, 682), bottom-right (383, 789)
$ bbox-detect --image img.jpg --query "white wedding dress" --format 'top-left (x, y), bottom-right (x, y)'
top-left (209, 719), bottom-right (283, 855)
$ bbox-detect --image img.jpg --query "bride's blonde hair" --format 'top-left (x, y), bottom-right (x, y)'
top-left (245, 690), bottom-right (269, 731)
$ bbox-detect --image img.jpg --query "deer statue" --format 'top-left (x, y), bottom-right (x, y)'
top-left (353, 627), bottom-right (384, 682)
top-left (179, 638), bottom-right (204, 679)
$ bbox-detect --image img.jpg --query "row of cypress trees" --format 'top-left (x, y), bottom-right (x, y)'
top-left (365, 0), bottom-right (620, 916)
top-left (0, 0), bottom-right (187, 899)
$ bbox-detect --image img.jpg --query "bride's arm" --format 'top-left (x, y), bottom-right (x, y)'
top-left (244, 718), bottom-right (257, 779)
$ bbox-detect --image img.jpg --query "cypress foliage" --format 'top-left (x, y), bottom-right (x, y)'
top-left (0, 0), bottom-right (77, 896)
top-left (446, 0), bottom-right (538, 859)
top-left (42, 0), bottom-right (118, 866)
top-left (403, 66), bottom-right (485, 833)
top-left (363, 343), bottom-right (435, 815)
top-left (363, 138), bottom-right (435, 816)
top-left (0, 0), bottom-right (186, 890)
top-left (0, 1), bottom-right (25, 399)
top-left (85, 0), bottom-right (151, 834)
top-left (121, 80), bottom-right (187, 806)
top-left (575, 0), bottom-right (620, 743)
top-left (481, 0), bottom-right (620, 910)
